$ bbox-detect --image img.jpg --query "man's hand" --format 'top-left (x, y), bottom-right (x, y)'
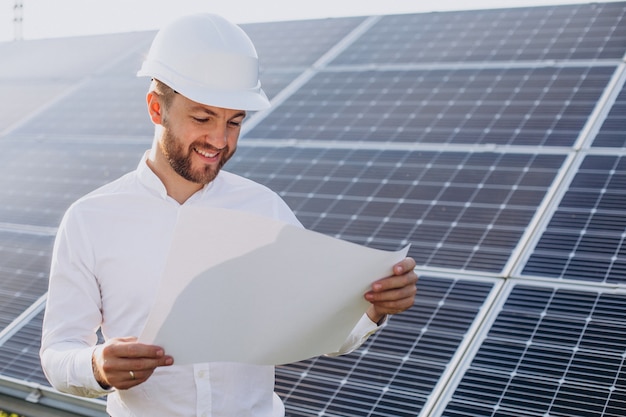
top-left (365, 257), bottom-right (418, 324)
top-left (92, 337), bottom-right (174, 390)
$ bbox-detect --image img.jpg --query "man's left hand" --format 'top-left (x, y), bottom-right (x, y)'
top-left (365, 257), bottom-right (418, 324)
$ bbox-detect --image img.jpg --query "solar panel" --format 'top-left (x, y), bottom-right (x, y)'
top-left (330, 3), bottom-right (626, 65)
top-left (277, 276), bottom-right (495, 416)
top-left (241, 17), bottom-right (367, 101)
top-left (0, 32), bottom-right (154, 80)
top-left (437, 283), bottom-right (626, 417)
top-left (0, 81), bottom-right (72, 134)
top-left (229, 146), bottom-right (565, 272)
top-left (522, 154), bottom-right (626, 283)
top-left (242, 17), bottom-right (366, 72)
top-left (0, 231), bottom-right (53, 331)
top-left (0, 2), bottom-right (625, 416)
top-left (0, 310), bottom-right (49, 385)
top-left (592, 81), bottom-right (626, 148)
top-left (0, 138), bottom-right (147, 228)
top-left (246, 67), bottom-right (614, 146)
top-left (10, 77), bottom-right (152, 138)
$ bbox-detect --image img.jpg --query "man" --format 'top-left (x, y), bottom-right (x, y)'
top-left (40, 13), bottom-right (418, 416)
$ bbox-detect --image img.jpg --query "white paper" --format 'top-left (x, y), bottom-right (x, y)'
top-left (140, 206), bottom-right (409, 366)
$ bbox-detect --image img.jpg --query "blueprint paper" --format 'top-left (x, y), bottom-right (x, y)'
top-left (140, 206), bottom-right (409, 365)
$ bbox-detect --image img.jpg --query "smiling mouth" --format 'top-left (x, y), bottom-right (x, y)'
top-left (194, 147), bottom-right (220, 159)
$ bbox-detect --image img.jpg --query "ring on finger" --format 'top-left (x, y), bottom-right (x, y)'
top-left (129, 370), bottom-right (135, 380)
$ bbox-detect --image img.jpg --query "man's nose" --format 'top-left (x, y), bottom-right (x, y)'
top-left (205, 123), bottom-right (228, 149)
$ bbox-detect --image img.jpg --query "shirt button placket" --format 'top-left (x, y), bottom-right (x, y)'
top-left (194, 363), bottom-right (212, 416)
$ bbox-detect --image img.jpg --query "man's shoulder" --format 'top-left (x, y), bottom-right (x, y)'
top-left (70, 171), bottom-right (141, 210)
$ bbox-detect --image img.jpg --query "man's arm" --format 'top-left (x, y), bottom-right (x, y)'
top-left (40, 208), bottom-right (172, 396)
top-left (40, 208), bottom-right (110, 397)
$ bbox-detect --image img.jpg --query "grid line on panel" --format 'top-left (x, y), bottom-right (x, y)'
top-left (0, 310), bottom-right (49, 385)
top-left (592, 75), bottom-right (626, 148)
top-left (11, 76), bottom-right (152, 138)
top-left (0, 80), bottom-right (75, 137)
top-left (0, 231), bottom-right (53, 333)
top-left (241, 17), bottom-right (367, 73)
top-left (276, 276), bottom-right (494, 417)
top-left (229, 145), bottom-right (565, 273)
top-left (330, 2), bottom-right (626, 65)
top-left (0, 139), bottom-right (147, 228)
top-left (246, 66), bottom-right (614, 147)
top-left (523, 154), bottom-right (626, 283)
top-left (440, 284), bottom-right (626, 417)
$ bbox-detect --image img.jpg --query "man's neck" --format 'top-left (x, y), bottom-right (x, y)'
top-left (146, 154), bottom-right (203, 205)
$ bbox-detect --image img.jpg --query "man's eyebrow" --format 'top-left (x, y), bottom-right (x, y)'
top-left (191, 107), bottom-right (246, 119)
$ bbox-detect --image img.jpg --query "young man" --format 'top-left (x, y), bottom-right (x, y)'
top-left (40, 13), bottom-right (418, 416)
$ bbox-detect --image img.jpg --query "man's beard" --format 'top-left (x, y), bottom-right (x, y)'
top-left (160, 128), bottom-right (235, 185)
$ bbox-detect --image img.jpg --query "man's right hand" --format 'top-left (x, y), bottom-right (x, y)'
top-left (91, 337), bottom-right (174, 390)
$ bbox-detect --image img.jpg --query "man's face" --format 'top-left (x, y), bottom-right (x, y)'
top-left (158, 93), bottom-right (246, 185)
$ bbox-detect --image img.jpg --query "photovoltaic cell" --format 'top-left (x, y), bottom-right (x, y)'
top-left (229, 145), bottom-right (565, 272)
top-left (440, 284), bottom-right (626, 417)
top-left (331, 2), bottom-right (626, 65)
top-left (592, 82), bottom-right (626, 148)
top-left (0, 32), bottom-right (153, 80)
top-left (246, 67), bottom-right (614, 146)
top-left (0, 81), bottom-right (72, 134)
top-left (276, 276), bottom-right (494, 416)
top-left (0, 138), bottom-right (148, 227)
top-left (0, 310), bottom-right (50, 385)
top-left (522, 154), bottom-right (626, 283)
top-left (0, 232), bottom-right (53, 331)
top-left (239, 17), bottom-right (366, 101)
top-left (242, 17), bottom-right (366, 72)
top-left (11, 77), bottom-right (152, 138)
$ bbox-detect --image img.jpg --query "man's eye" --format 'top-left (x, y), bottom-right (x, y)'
top-left (229, 120), bottom-right (243, 128)
top-left (192, 117), bottom-right (209, 123)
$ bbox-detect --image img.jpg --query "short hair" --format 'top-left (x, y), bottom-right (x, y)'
top-left (150, 79), bottom-right (177, 109)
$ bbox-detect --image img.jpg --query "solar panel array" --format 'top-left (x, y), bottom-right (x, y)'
top-left (0, 2), bottom-right (625, 416)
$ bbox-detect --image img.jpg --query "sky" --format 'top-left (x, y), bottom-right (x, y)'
top-left (0, 0), bottom-right (621, 43)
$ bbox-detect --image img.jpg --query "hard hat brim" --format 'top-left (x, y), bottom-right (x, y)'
top-left (138, 64), bottom-right (270, 111)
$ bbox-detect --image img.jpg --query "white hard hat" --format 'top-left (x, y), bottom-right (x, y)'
top-left (138, 13), bottom-right (270, 111)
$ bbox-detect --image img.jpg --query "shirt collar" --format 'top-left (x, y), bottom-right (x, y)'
top-left (137, 151), bottom-right (169, 199)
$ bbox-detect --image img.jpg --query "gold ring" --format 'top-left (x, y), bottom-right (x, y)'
top-left (129, 370), bottom-right (135, 380)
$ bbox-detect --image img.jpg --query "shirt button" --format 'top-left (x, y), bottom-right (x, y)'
top-left (197, 370), bottom-right (206, 378)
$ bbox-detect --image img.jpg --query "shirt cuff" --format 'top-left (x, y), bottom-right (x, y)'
top-left (327, 313), bottom-right (387, 357)
top-left (78, 345), bottom-right (114, 395)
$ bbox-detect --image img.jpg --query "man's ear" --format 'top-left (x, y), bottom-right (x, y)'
top-left (146, 91), bottom-right (163, 125)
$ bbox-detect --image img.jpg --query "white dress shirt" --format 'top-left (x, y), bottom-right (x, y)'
top-left (40, 154), bottom-right (383, 417)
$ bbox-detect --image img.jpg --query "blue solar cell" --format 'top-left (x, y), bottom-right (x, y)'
top-left (523, 154), bottom-right (626, 283)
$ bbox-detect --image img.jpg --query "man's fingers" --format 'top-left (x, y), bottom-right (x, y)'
top-left (103, 339), bottom-right (165, 360)
top-left (370, 295), bottom-right (416, 315)
top-left (371, 271), bottom-right (418, 293)
top-left (393, 257), bottom-right (417, 275)
top-left (367, 278), bottom-right (417, 301)
top-left (95, 338), bottom-right (174, 390)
